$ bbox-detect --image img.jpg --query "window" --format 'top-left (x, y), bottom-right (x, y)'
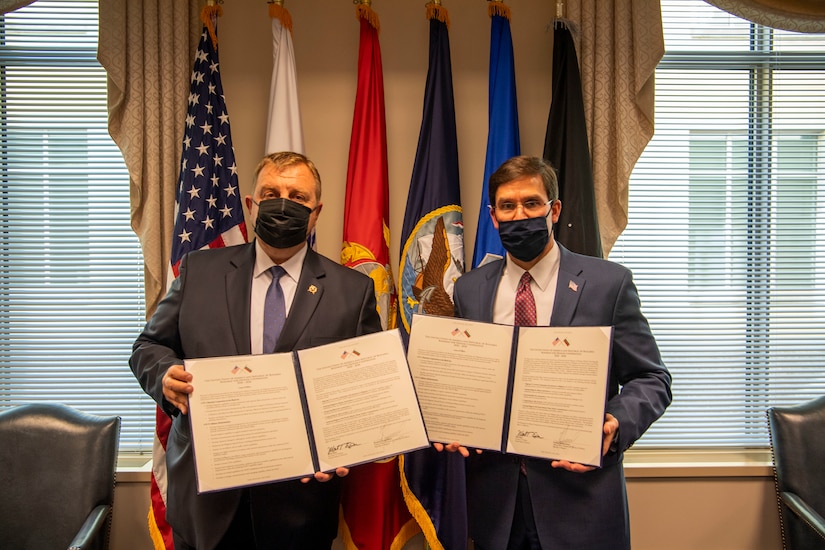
top-left (611, 1), bottom-right (825, 447)
top-left (0, 1), bottom-right (152, 452)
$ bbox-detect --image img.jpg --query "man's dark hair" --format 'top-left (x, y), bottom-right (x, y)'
top-left (488, 155), bottom-right (559, 206)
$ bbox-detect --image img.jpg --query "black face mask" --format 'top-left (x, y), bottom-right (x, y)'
top-left (498, 214), bottom-right (551, 262)
top-left (254, 198), bottom-right (313, 249)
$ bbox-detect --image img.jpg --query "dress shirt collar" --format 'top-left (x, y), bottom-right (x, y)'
top-left (503, 239), bottom-right (560, 293)
top-left (254, 239), bottom-right (307, 284)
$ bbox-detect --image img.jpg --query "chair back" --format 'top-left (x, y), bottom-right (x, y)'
top-left (0, 402), bottom-right (121, 550)
top-left (768, 395), bottom-right (825, 550)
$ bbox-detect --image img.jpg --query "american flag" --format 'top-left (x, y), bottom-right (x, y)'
top-left (149, 19), bottom-right (247, 550)
top-left (169, 26), bottom-right (247, 280)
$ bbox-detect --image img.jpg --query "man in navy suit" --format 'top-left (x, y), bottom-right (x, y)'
top-left (130, 151), bottom-right (382, 550)
top-left (445, 155), bottom-right (672, 549)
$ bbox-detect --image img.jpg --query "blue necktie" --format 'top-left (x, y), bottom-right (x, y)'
top-left (263, 266), bottom-right (287, 353)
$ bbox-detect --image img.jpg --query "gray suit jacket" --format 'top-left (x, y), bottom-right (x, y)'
top-left (453, 243), bottom-right (671, 550)
top-left (130, 243), bottom-right (381, 549)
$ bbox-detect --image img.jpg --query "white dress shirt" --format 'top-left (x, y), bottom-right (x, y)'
top-left (492, 241), bottom-right (560, 326)
top-left (250, 240), bottom-right (307, 354)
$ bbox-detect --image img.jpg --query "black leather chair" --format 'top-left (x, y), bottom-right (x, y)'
top-left (0, 402), bottom-right (121, 550)
top-left (767, 395), bottom-right (825, 550)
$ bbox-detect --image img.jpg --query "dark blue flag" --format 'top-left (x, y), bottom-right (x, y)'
top-left (398, 5), bottom-right (468, 550)
top-left (472, 2), bottom-right (520, 268)
top-left (543, 21), bottom-right (602, 258)
top-left (397, 7), bottom-right (464, 338)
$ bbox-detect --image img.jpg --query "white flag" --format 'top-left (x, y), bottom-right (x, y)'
top-left (265, 5), bottom-right (304, 155)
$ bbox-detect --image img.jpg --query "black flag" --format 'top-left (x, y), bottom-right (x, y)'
top-left (543, 22), bottom-right (603, 258)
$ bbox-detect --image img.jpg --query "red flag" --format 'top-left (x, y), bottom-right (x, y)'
top-left (339, 5), bottom-right (416, 550)
top-left (149, 6), bottom-right (248, 549)
top-left (341, 3), bottom-right (396, 331)
top-left (148, 409), bottom-right (174, 550)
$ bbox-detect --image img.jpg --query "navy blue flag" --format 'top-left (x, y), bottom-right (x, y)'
top-left (398, 5), bottom-right (468, 550)
top-left (397, 6), bottom-right (464, 338)
top-left (169, 23), bottom-right (248, 282)
top-left (543, 21), bottom-right (602, 258)
top-left (471, 2), bottom-right (520, 268)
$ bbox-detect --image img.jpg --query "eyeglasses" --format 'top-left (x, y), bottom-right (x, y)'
top-left (491, 199), bottom-right (551, 220)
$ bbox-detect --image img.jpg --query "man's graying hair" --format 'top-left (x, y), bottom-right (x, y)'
top-left (253, 151), bottom-right (322, 201)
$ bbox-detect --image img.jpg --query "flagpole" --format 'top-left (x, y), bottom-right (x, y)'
top-left (555, 0), bottom-right (571, 30)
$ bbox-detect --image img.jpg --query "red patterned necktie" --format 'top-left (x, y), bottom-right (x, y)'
top-left (514, 271), bottom-right (537, 327)
top-left (514, 271), bottom-right (535, 475)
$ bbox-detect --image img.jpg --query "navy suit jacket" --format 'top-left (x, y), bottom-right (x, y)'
top-left (453, 243), bottom-right (671, 550)
top-left (130, 243), bottom-right (381, 549)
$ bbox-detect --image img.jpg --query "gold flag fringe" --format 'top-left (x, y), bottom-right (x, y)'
top-left (147, 507), bottom-right (166, 550)
top-left (426, 3), bottom-right (450, 29)
top-left (399, 454), bottom-right (445, 550)
top-left (356, 3), bottom-right (381, 33)
top-left (487, 0), bottom-right (511, 21)
top-left (338, 501), bottom-right (421, 550)
top-left (200, 4), bottom-right (222, 49)
top-left (269, 3), bottom-right (293, 33)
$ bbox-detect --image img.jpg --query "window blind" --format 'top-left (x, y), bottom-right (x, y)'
top-left (610, 1), bottom-right (825, 447)
top-left (0, 0), bottom-right (153, 452)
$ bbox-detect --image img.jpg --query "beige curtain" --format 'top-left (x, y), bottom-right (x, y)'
top-left (704, 0), bottom-right (825, 33)
top-left (0, 0), bottom-right (33, 13)
top-left (98, 1), bottom-right (201, 317)
top-left (565, 0), bottom-right (663, 255)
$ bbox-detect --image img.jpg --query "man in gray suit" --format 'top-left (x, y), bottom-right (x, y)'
top-left (130, 151), bottom-right (382, 550)
top-left (445, 155), bottom-right (672, 549)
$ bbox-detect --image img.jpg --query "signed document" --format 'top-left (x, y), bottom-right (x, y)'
top-left (185, 353), bottom-right (314, 493)
top-left (406, 314), bottom-right (513, 451)
top-left (185, 329), bottom-right (429, 493)
top-left (506, 325), bottom-right (612, 467)
top-left (296, 329), bottom-right (430, 472)
top-left (407, 314), bottom-right (612, 467)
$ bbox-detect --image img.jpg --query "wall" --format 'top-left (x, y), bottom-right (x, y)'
top-left (112, 462), bottom-right (783, 550)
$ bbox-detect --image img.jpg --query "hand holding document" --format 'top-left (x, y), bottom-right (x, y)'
top-left (185, 329), bottom-right (429, 493)
top-left (407, 314), bottom-right (612, 467)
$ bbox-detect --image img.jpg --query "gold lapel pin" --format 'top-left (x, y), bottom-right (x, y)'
top-left (308, 284), bottom-right (318, 294)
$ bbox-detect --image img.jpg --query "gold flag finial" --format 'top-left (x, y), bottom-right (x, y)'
top-left (269, 0), bottom-right (292, 31)
top-left (354, 0), bottom-right (379, 31)
top-left (426, 0), bottom-right (449, 27)
top-left (201, 2), bottom-right (223, 48)
top-left (488, 0), bottom-right (510, 21)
